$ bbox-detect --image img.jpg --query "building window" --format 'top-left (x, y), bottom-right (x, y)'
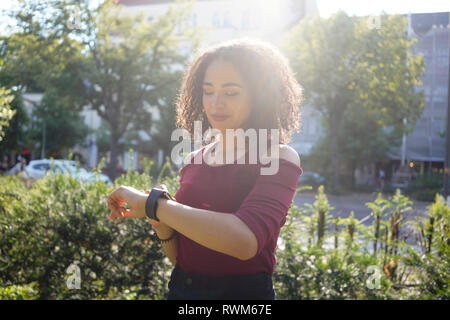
top-left (241, 11), bottom-right (249, 30)
top-left (212, 12), bottom-right (220, 27)
top-left (223, 11), bottom-right (231, 28)
top-left (192, 13), bottom-right (197, 28)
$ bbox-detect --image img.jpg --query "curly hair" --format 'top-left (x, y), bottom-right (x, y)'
top-left (175, 37), bottom-right (303, 146)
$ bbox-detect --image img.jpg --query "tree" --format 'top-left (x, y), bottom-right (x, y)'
top-left (2, 0), bottom-right (204, 168)
top-left (27, 89), bottom-right (90, 158)
top-left (80, 0), bottom-right (203, 179)
top-left (0, 0), bottom-right (90, 158)
top-left (0, 31), bottom-right (89, 157)
top-left (0, 90), bottom-right (30, 155)
top-left (280, 12), bottom-right (424, 188)
top-left (0, 87), bottom-right (15, 142)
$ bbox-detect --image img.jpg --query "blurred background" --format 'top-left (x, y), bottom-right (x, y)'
top-left (0, 0), bottom-right (449, 201)
top-left (0, 0), bottom-right (449, 301)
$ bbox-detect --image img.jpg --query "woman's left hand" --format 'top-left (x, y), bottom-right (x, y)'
top-left (107, 186), bottom-right (147, 220)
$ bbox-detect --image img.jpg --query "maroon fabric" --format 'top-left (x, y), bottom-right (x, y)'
top-left (173, 145), bottom-right (303, 276)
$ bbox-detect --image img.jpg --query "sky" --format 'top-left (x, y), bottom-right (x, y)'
top-left (316, 0), bottom-right (449, 17)
top-left (0, 0), bottom-right (448, 15)
top-left (0, 0), bottom-right (448, 31)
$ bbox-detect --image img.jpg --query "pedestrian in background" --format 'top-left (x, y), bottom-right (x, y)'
top-left (378, 168), bottom-right (385, 192)
top-left (8, 157), bottom-right (27, 176)
top-left (0, 155), bottom-right (9, 174)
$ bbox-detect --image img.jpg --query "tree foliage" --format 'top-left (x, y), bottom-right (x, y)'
top-left (79, 0), bottom-right (203, 179)
top-left (0, 87), bottom-right (15, 142)
top-left (280, 12), bottom-right (425, 188)
top-left (0, 0), bottom-right (90, 156)
top-left (0, 89), bottom-right (30, 154)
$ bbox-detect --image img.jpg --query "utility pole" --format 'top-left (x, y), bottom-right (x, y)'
top-left (41, 121), bottom-right (46, 159)
top-left (444, 23), bottom-right (450, 200)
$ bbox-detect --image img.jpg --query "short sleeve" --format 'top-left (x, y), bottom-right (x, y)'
top-left (234, 159), bottom-right (303, 255)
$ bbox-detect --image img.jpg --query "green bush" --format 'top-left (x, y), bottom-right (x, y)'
top-left (402, 194), bottom-right (450, 299)
top-left (274, 188), bottom-right (449, 299)
top-left (1, 161), bottom-right (448, 299)
top-left (0, 159), bottom-right (178, 299)
top-left (406, 174), bottom-right (442, 202)
top-left (274, 188), bottom-right (397, 299)
top-left (0, 281), bottom-right (39, 300)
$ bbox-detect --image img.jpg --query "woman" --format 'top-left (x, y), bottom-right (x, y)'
top-left (107, 38), bottom-right (304, 300)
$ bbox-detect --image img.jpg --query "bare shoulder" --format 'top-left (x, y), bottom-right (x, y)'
top-left (278, 144), bottom-right (301, 168)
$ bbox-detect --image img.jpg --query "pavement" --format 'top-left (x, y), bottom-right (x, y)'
top-left (293, 191), bottom-right (431, 225)
top-left (291, 191), bottom-right (434, 247)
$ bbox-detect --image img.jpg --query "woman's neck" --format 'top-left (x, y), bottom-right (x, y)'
top-left (208, 132), bottom-right (248, 164)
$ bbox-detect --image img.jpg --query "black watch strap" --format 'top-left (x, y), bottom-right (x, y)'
top-left (145, 188), bottom-right (174, 221)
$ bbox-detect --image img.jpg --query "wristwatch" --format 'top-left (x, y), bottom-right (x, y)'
top-left (145, 187), bottom-right (175, 221)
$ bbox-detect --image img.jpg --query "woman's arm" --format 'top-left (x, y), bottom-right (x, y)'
top-left (110, 188), bottom-right (257, 261)
top-left (141, 146), bottom-right (300, 262)
top-left (142, 187), bottom-right (178, 266)
top-left (155, 199), bottom-right (258, 261)
top-left (109, 147), bottom-right (299, 262)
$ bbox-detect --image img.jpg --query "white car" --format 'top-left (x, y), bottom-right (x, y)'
top-left (25, 159), bottom-right (111, 185)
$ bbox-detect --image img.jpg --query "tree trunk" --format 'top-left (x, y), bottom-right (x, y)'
top-left (108, 109), bottom-right (121, 182)
top-left (108, 131), bottom-right (119, 182)
top-left (329, 110), bottom-right (341, 189)
top-left (350, 162), bottom-right (357, 190)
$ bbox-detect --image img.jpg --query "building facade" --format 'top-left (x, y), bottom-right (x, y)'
top-left (392, 12), bottom-right (450, 176)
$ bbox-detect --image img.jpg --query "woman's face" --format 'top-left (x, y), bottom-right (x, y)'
top-left (202, 59), bottom-right (252, 134)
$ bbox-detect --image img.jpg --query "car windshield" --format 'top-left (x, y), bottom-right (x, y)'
top-left (50, 162), bottom-right (88, 174)
top-left (66, 164), bottom-right (88, 174)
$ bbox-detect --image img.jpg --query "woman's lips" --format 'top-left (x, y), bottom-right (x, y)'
top-left (211, 114), bottom-right (230, 122)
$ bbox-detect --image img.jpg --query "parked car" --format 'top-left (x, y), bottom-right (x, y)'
top-left (25, 159), bottom-right (111, 185)
top-left (298, 171), bottom-right (326, 187)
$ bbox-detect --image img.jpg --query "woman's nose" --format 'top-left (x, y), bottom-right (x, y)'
top-left (211, 93), bottom-right (224, 108)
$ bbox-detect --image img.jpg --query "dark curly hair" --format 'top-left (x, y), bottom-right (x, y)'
top-left (175, 38), bottom-right (303, 146)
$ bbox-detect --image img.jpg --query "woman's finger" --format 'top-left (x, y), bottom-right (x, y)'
top-left (123, 207), bottom-right (139, 218)
top-left (108, 197), bottom-right (125, 221)
top-left (108, 201), bottom-right (117, 218)
top-left (109, 209), bottom-right (118, 221)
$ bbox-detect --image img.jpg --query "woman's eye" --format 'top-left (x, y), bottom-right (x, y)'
top-left (203, 91), bottom-right (239, 96)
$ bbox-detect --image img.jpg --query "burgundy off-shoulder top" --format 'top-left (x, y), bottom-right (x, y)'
top-left (173, 144), bottom-right (303, 276)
